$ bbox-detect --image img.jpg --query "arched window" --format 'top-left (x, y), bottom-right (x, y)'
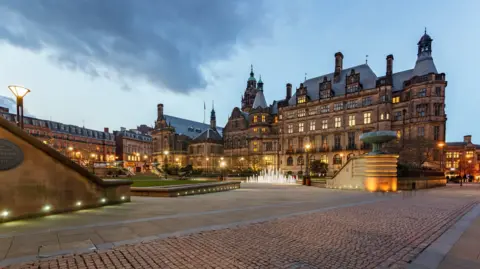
top-left (297, 156), bottom-right (304, 165)
top-left (333, 154), bottom-right (342, 165)
top-left (347, 153), bottom-right (355, 160)
top-left (320, 155), bottom-right (328, 164)
top-left (287, 156), bottom-right (293, 166)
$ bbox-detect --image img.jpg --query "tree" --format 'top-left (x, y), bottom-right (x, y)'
top-left (310, 160), bottom-right (328, 176)
top-left (384, 137), bottom-right (437, 169)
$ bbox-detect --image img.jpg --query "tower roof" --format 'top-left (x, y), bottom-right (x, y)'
top-left (248, 64), bottom-right (256, 81)
top-left (252, 90), bottom-right (268, 109)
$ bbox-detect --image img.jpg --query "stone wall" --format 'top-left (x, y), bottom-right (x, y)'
top-left (0, 117), bottom-right (132, 221)
top-left (326, 154), bottom-right (398, 192)
top-left (397, 177), bottom-right (447, 190)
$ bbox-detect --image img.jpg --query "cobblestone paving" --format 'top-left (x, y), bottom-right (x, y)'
top-left (8, 193), bottom-right (478, 269)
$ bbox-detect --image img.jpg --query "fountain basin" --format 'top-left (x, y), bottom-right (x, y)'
top-left (360, 131), bottom-right (397, 155)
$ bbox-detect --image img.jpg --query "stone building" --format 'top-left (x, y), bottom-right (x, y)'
top-left (444, 135), bottom-right (480, 179)
top-left (113, 128), bottom-right (153, 173)
top-left (0, 106), bottom-right (116, 166)
top-left (150, 103), bottom-right (224, 167)
top-left (188, 106), bottom-right (224, 171)
top-left (224, 31), bottom-right (447, 175)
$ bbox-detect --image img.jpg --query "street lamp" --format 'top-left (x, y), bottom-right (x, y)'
top-left (163, 150), bottom-right (169, 166)
top-left (304, 143), bottom-right (312, 186)
top-left (220, 161), bottom-right (226, 181)
top-left (8, 85), bottom-right (31, 129)
top-left (437, 142), bottom-right (445, 173)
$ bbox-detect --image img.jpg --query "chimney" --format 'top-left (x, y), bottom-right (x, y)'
top-left (104, 127), bottom-right (109, 133)
top-left (386, 54), bottom-right (394, 76)
top-left (286, 83), bottom-right (292, 100)
top-left (334, 52), bottom-right (343, 82)
top-left (157, 103), bottom-right (164, 120)
top-left (464, 135), bottom-right (472, 144)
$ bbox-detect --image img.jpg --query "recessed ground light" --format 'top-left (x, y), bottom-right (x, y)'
top-left (76, 201), bottom-right (82, 207)
top-left (43, 205), bottom-right (52, 212)
top-left (1, 210), bottom-right (9, 217)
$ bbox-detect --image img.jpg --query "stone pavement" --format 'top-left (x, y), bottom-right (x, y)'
top-left (2, 185), bottom-right (479, 269)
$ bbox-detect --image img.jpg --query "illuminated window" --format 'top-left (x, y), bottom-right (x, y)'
top-left (334, 117), bottom-right (341, 128)
top-left (299, 122), bottom-right (304, 132)
top-left (453, 152), bottom-right (460, 158)
top-left (253, 142), bottom-right (258, 152)
top-left (322, 119), bottom-right (328, 129)
top-left (386, 113), bottom-right (390, 120)
top-left (261, 128), bottom-right (267, 133)
top-left (298, 96), bottom-right (306, 104)
top-left (396, 130), bottom-right (401, 139)
top-left (297, 109), bottom-right (306, 117)
top-left (466, 151), bottom-right (474, 158)
top-left (380, 113), bottom-right (384, 120)
top-left (348, 115), bottom-right (355, 126)
top-left (392, 97), bottom-right (400, 103)
top-left (454, 160), bottom-right (459, 168)
top-left (287, 124), bottom-right (293, 134)
top-left (364, 112), bottom-right (371, 124)
top-left (253, 128), bottom-right (258, 132)
top-left (261, 115), bottom-right (266, 122)
top-left (253, 116), bottom-right (258, 123)
top-left (274, 116), bottom-right (278, 123)
top-left (320, 155), bottom-right (328, 164)
top-left (309, 121), bottom-right (316, 131)
top-left (446, 152), bottom-right (452, 158)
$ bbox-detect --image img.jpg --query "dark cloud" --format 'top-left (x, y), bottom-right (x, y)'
top-left (0, 0), bottom-right (265, 93)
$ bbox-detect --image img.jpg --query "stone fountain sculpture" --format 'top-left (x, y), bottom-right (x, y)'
top-left (359, 130), bottom-right (397, 155)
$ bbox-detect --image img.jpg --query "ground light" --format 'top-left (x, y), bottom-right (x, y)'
top-left (121, 196), bottom-right (126, 200)
top-left (1, 210), bottom-right (9, 218)
top-left (43, 205), bottom-right (52, 212)
top-left (76, 201), bottom-right (82, 207)
top-left (100, 198), bottom-right (107, 203)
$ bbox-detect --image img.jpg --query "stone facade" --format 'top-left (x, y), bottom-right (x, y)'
top-left (444, 135), bottom-right (480, 179)
top-left (0, 107), bottom-right (116, 166)
top-left (113, 128), bottom-right (153, 173)
top-left (223, 31), bottom-right (446, 175)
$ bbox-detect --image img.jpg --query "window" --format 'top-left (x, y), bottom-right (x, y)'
top-left (334, 103), bottom-right (343, 111)
top-left (287, 124), bottom-right (293, 134)
top-left (433, 126), bottom-right (440, 140)
top-left (446, 152), bottom-right (452, 158)
top-left (287, 157), bottom-right (293, 166)
top-left (435, 87), bottom-right (442, 96)
top-left (417, 104), bottom-right (427, 117)
top-left (320, 155), bottom-right (328, 164)
top-left (320, 90), bottom-right (332, 99)
top-left (253, 141), bottom-right (258, 152)
top-left (298, 109), bottom-right (306, 117)
top-left (348, 132), bottom-right (355, 149)
top-left (453, 152), bottom-right (460, 158)
top-left (253, 116), bottom-right (258, 123)
top-left (396, 130), bottom-right (401, 139)
top-left (418, 88), bottom-right (427, 97)
top-left (334, 134), bottom-right (341, 149)
top-left (299, 122), bottom-right (304, 132)
top-left (392, 96), bottom-right (400, 104)
top-left (297, 156), bottom-right (304, 165)
top-left (380, 95), bottom-right (388, 102)
top-left (346, 100), bottom-right (359, 109)
top-left (261, 115), bottom-right (266, 122)
top-left (320, 105), bottom-right (329, 113)
top-left (333, 154), bottom-right (342, 165)
top-left (308, 109), bottom-right (317, 116)
top-left (265, 142), bottom-right (273, 151)
top-left (466, 151), bottom-right (474, 158)
top-left (253, 128), bottom-right (258, 132)
top-left (274, 116), bottom-right (278, 123)
top-left (322, 119), bottom-right (328, 129)
top-left (321, 136), bottom-right (328, 149)
top-left (417, 126), bottom-right (425, 137)
top-left (309, 121), bottom-right (316, 131)
top-left (386, 113), bottom-right (390, 120)
top-left (348, 115), bottom-right (356, 126)
top-left (347, 85), bottom-right (359, 93)
top-left (298, 96), bottom-right (306, 104)
top-left (363, 112), bottom-right (371, 124)
top-left (334, 117), bottom-right (342, 128)
top-left (380, 113), bottom-right (384, 120)
top-left (261, 128), bottom-right (267, 133)
top-left (362, 96), bottom-right (372, 106)
top-left (394, 111), bottom-right (402, 121)
top-left (434, 104), bottom-right (442, 116)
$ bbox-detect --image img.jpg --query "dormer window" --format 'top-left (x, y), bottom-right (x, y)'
top-left (298, 96), bottom-right (307, 104)
top-left (346, 85), bottom-right (359, 94)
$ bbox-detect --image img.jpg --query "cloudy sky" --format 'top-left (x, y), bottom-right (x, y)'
top-left (0, 0), bottom-right (478, 142)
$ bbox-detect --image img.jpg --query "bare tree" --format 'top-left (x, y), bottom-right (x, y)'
top-left (384, 137), bottom-right (437, 168)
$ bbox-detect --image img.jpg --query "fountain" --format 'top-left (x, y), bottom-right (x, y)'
top-left (246, 168), bottom-right (297, 184)
top-left (359, 130), bottom-right (397, 155)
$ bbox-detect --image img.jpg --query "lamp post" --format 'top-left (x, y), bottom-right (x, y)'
top-left (8, 85), bottom-right (31, 129)
top-left (220, 161), bottom-right (226, 181)
top-left (304, 143), bottom-right (312, 186)
top-left (437, 142), bottom-right (445, 174)
top-left (163, 150), bottom-right (169, 165)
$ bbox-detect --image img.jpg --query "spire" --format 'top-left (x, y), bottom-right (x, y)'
top-left (247, 64), bottom-right (256, 83)
top-left (257, 74), bottom-right (264, 90)
top-left (210, 101), bottom-right (216, 130)
top-left (252, 90), bottom-right (268, 109)
top-left (417, 29), bottom-right (433, 58)
top-left (250, 64), bottom-right (254, 77)
top-left (413, 29), bottom-right (437, 76)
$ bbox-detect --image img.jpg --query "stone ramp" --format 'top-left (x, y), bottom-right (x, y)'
top-left (0, 116), bottom-right (132, 222)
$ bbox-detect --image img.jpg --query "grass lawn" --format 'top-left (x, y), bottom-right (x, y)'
top-left (130, 179), bottom-right (216, 187)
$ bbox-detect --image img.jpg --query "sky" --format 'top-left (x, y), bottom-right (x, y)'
top-left (0, 0), bottom-right (478, 142)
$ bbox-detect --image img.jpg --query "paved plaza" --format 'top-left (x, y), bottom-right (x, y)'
top-left (1, 184), bottom-right (479, 269)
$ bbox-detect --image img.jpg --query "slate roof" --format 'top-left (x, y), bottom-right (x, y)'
top-left (192, 128), bottom-right (223, 143)
top-left (412, 56), bottom-right (438, 77)
top-left (252, 90), bottom-right (268, 109)
top-left (288, 64), bottom-right (378, 105)
top-left (163, 115), bottom-right (223, 139)
top-left (392, 69), bottom-right (413, 92)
